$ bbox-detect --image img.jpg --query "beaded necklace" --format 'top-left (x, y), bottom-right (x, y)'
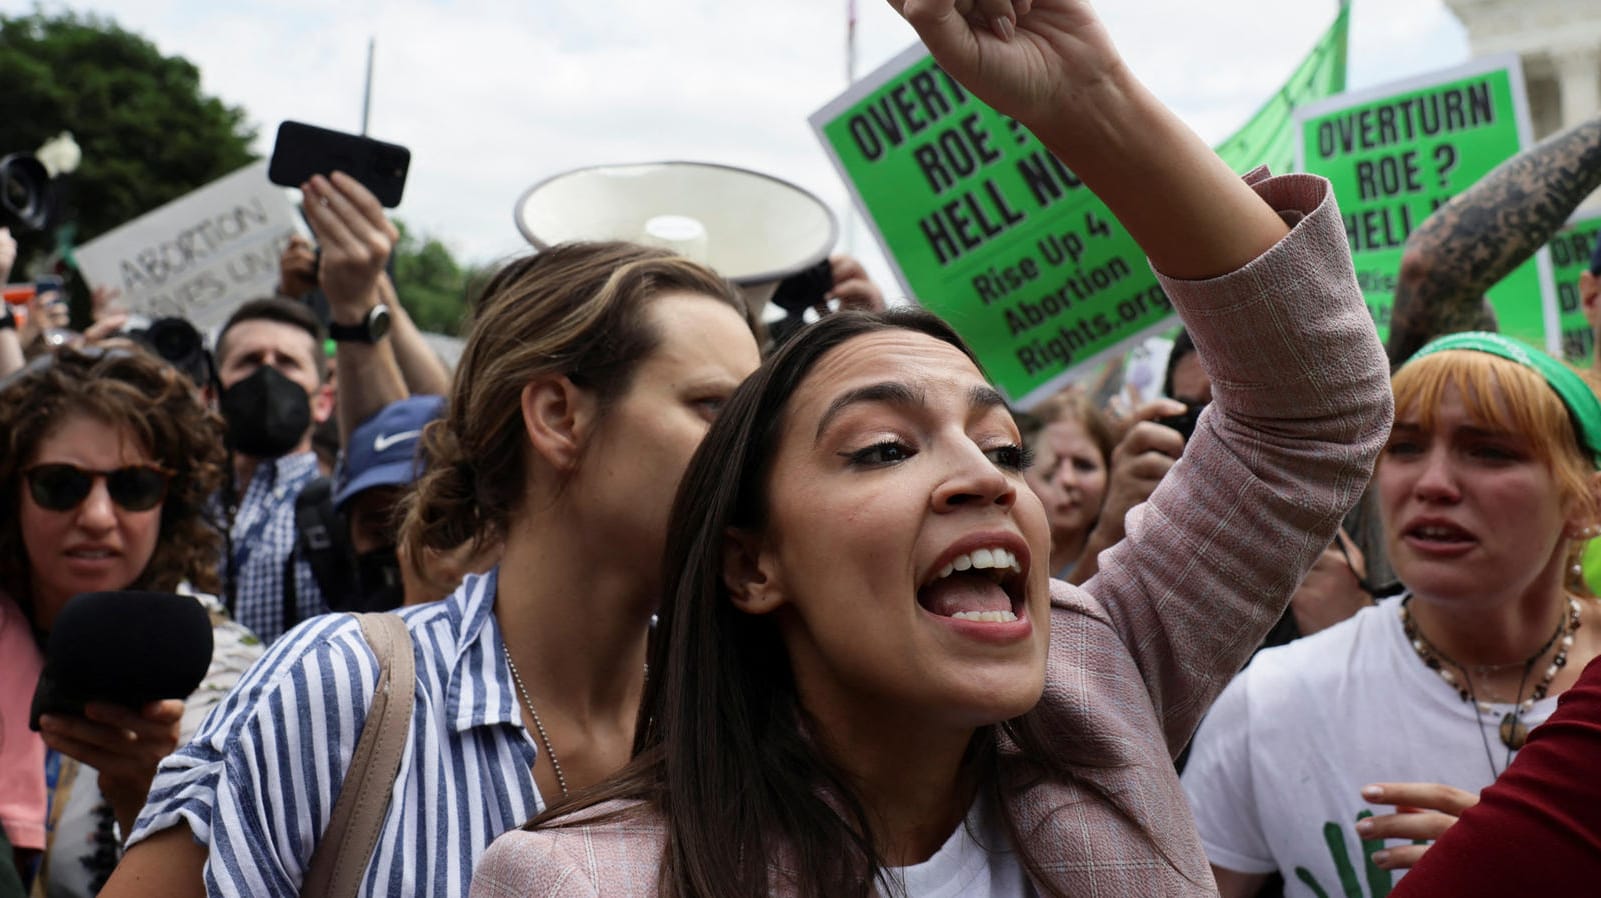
top-left (1399, 596), bottom-right (1580, 773)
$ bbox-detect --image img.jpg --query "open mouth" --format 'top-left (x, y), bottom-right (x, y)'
top-left (1404, 522), bottom-right (1475, 546)
top-left (917, 547), bottom-right (1027, 623)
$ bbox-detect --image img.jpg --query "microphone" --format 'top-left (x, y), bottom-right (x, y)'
top-left (29, 591), bottom-right (214, 731)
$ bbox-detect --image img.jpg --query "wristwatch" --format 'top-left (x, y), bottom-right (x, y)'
top-left (328, 304), bottom-right (392, 344)
top-left (0, 304), bottom-right (15, 331)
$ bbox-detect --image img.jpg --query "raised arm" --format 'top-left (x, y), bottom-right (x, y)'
top-left (0, 228), bottom-right (22, 377)
top-left (895, 0), bottom-right (1289, 278)
top-left (376, 273), bottom-right (452, 396)
top-left (895, 0), bottom-right (1392, 749)
top-left (1387, 113), bottom-right (1601, 364)
top-left (301, 173), bottom-right (411, 444)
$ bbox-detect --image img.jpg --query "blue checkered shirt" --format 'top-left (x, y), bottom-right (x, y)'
top-left (224, 451), bottom-right (327, 643)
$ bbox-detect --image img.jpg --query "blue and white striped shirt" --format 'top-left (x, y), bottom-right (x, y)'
top-left (129, 569), bottom-right (544, 898)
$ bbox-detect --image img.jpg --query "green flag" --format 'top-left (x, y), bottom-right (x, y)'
top-left (812, 8), bottom-right (1352, 408)
top-left (1215, 3), bottom-right (1350, 173)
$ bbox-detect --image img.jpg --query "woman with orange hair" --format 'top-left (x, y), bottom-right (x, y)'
top-left (1185, 333), bottom-right (1601, 897)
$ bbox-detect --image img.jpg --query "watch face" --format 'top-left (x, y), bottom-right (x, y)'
top-left (369, 304), bottom-right (392, 340)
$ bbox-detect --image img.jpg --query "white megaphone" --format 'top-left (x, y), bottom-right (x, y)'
top-left (513, 161), bottom-right (838, 322)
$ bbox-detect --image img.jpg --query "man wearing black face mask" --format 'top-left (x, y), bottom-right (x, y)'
top-left (212, 297), bottom-right (336, 641)
top-left (212, 170), bottom-right (428, 639)
top-left (330, 395), bottom-right (444, 610)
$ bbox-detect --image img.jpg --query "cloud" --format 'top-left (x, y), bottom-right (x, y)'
top-left (9, 0), bottom-right (1469, 295)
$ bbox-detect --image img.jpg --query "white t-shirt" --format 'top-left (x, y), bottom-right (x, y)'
top-left (1182, 595), bottom-right (1557, 897)
top-left (879, 791), bottom-right (1037, 898)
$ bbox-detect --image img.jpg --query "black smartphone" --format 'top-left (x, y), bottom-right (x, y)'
top-left (268, 120), bottom-right (410, 208)
top-left (1156, 400), bottom-right (1207, 442)
top-left (34, 273), bottom-right (64, 306)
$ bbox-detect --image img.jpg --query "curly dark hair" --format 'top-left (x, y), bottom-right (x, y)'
top-left (0, 346), bottom-right (228, 620)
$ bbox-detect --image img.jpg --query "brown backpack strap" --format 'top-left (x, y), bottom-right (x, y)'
top-left (300, 613), bottom-right (416, 898)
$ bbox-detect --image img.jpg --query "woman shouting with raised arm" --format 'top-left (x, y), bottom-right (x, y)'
top-left (470, 1), bottom-right (1392, 895)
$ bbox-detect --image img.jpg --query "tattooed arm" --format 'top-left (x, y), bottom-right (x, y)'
top-left (1387, 114), bottom-right (1601, 365)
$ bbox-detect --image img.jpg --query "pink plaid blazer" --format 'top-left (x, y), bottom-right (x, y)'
top-left (470, 171), bottom-right (1394, 897)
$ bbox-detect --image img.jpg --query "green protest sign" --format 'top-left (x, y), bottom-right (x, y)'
top-left (1550, 211), bottom-right (1601, 366)
top-left (811, 8), bottom-right (1348, 408)
top-left (1294, 55), bottom-right (1557, 351)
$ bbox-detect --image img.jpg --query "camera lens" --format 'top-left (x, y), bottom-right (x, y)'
top-left (0, 153), bottom-right (51, 231)
top-left (146, 317), bottom-right (201, 364)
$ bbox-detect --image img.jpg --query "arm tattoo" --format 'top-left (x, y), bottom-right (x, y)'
top-left (1387, 114), bottom-right (1601, 365)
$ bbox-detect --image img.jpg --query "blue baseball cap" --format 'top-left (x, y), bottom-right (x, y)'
top-left (334, 395), bottom-right (446, 511)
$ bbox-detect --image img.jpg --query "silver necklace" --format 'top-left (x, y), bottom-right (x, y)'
top-left (503, 648), bottom-right (569, 800)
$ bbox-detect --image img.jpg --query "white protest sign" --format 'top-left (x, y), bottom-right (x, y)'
top-left (76, 161), bottom-right (299, 330)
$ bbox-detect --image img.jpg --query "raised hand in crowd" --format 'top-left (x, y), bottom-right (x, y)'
top-left (16, 276), bottom-right (70, 350)
top-left (826, 253), bottom-right (886, 312)
top-left (302, 173), bottom-right (396, 309)
top-left (278, 234), bottom-right (319, 301)
top-left (83, 285), bottom-right (129, 344)
top-left (1289, 528), bottom-right (1373, 637)
top-left (895, 0), bottom-right (1291, 280)
top-left (0, 227), bottom-right (22, 376)
top-left (1387, 111), bottom-right (1601, 365)
top-left (0, 225), bottom-right (13, 283)
top-left (1068, 398), bottom-right (1184, 584)
top-left (301, 172), bottom-right (409, 442)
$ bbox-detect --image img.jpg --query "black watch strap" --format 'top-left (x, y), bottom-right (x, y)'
top-left (328, 305), bottom-right (390, 343)
top-left (0, 305), bottom-right (15, 331)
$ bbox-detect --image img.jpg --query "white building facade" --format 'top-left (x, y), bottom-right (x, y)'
top-left (1445, 0), bottom-right (1601, 137)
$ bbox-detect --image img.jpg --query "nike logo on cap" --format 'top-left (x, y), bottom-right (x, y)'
top-left (373, 429), bottom-right (422, 453)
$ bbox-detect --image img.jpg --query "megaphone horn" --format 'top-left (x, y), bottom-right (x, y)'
top-left (514, 161), bottom-right (838, 318)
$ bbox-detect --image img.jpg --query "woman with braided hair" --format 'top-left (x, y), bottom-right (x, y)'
top-left (105, 242), bottom-right (763, 898)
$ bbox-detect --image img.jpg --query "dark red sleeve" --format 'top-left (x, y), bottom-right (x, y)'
top-left (1389, 654), bottom-right (1601, 897)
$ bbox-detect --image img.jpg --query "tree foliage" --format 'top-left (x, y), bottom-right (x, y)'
top-left (391, 220), bottom-right (476, 336)
top-left (0, 10), bottom-right (256, 272)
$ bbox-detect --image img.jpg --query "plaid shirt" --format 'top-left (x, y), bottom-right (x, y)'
top-left (225, 451), bottom-right (326, 643)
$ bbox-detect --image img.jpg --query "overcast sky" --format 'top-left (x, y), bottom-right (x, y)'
top-left (6, 0), bottom-right (1472, 292)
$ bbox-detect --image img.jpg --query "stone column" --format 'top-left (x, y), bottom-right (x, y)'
top-left (1554, 46), bottom-right (1601, 132)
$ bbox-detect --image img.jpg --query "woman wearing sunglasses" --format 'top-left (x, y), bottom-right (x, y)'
top-left (0, 347), bottom-right (262, 897)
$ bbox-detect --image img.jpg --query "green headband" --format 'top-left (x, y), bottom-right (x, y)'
top-left (1408, 331), bottom-right (1601, 467)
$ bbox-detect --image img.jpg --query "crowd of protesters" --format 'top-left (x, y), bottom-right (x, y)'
top-left (3, 0), bottom-right (1601, 896)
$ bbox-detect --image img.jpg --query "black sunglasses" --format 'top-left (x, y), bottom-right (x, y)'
top-left (23, 463), bottom-right (173, 512)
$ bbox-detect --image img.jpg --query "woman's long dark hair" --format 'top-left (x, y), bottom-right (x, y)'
top-left (528, 309), bottom-right (1164, 897)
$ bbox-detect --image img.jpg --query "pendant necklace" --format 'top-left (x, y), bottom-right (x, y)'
top-left (1400, 596), bottom-right (1580, 767)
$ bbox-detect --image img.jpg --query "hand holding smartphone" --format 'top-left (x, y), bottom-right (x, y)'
top-left (268, 121), bottom-right (410, 208)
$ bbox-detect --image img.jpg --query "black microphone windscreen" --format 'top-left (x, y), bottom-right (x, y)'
top-left (30, 591), bottom-right (214, 730)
